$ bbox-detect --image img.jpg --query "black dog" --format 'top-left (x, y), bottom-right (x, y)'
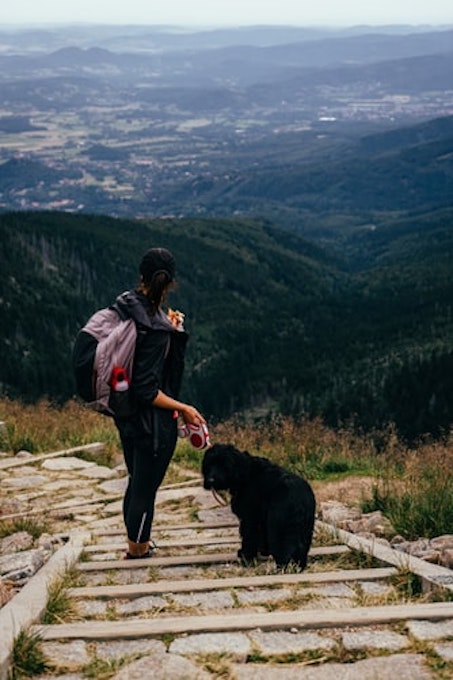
top-left (202, 444), bottom-right (316, 570)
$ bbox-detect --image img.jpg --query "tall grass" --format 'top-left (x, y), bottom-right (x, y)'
top-left (10, 628), bottom-right (47, 678)
top-left (209, 414), bottom-right (384, 479)
top-left (362, 437), bottom-right (453, 539)
top-left (0, 397), bottom-right (119, 457)
top-left (42, 567), bottom-right (81, 624)
top-left (0, 518), bottom-right (49, 540)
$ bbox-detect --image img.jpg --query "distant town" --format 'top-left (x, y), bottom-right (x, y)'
top-left (0, 24), bottom-right (452, 216)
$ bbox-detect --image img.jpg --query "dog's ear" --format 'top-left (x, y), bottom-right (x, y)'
top-left (208, 443), bottom-right (235, 458)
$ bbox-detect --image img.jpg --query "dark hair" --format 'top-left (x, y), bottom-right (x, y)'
top-left (138, 246), bottom-right (176, 313)
top-left (137, 271), bottom-right (172, 313)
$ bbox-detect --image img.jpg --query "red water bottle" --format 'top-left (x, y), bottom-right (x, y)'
top-left (109, 366), bottom-right (132, 417)
top-left (111, 366), bottom-right (130, 392)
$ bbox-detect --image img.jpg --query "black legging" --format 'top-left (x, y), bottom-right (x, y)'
top-left (118, 430), bottom-right (175, 543)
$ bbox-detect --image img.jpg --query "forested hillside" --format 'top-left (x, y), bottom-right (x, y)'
top-left (164, 114), bottom-right (453, 219)
top-left (1, 207), bottom-right (452, 442)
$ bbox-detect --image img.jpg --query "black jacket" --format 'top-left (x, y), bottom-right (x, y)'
top-left (112, 289), bottom-right (188, 444)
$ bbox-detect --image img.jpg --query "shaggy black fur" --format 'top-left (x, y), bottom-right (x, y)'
top-left (202, 443), bottom-right (316, 570)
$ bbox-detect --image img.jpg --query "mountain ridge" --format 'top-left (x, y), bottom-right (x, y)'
top-left (1, 206), bottom-right (452, 441)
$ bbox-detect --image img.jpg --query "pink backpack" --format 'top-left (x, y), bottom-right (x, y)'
top-left (72, 307), bottom-right (137, 416)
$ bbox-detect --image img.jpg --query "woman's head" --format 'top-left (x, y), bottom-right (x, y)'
top-left (138, 247), bottom-right (176, 310)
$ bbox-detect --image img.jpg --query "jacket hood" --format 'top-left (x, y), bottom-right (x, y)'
top-left (112, 290), bottom-right (175, 331)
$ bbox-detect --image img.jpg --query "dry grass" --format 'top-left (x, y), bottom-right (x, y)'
top-left (361, 436), bottom-right (453, 538)
top-left (10, 628), bottom-right (47, 678)
top-left (0, 397), bottom-right (119, 460)
top-left (210, 415), bottom-right (383, 480)
top-left (42, 567), bottom-right (82, 624)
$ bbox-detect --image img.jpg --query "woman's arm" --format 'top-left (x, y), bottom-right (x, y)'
top-left (151, 389), bottom-right (205, 425)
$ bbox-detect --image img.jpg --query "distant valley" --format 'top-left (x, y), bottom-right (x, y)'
top-left (0, 24), bottom-right (452, 220)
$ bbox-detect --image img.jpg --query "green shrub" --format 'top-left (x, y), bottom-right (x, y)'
top-left (0, 518), bottom-right (49, 540)
top-left (11, 629), bottom-right (47, 678)
top-left (362, 442), bottom-right (453, 538)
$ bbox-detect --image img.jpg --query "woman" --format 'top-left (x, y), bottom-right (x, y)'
top-left (112, 246), bottom-right (205, 558)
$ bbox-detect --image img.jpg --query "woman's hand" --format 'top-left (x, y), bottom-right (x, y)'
top-left (180, 404), bottom-right (206, 425)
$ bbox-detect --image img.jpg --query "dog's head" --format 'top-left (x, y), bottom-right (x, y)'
top-left (202, 443), bottom-right (252, 493)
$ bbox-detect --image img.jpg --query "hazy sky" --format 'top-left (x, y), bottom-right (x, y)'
top-left (1, 0), bottom-right (452, 27)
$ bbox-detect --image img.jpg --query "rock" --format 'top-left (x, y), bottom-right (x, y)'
top-left (430, 534), bottom-right (453, 549)
top-left (169, 632), bottom-right (251, 660)
top-left (390, 534), bottom-right (406, 545)
top-left (249, 630), bottom-right (336, 655)
top-left (319, 501), bottom-right (361, 525)
top-left (407, 619), bottom-right (453, 640)
top-left (233, 653), bottom-right (432, 679)
top-left (41, 457), bottom-right (96, 471)
top-left (236, 588), bottom-right (292, 605)
top-left (0, 531), bottom-right (34, 555)
top-left (433, 642), bottom-right (453, 662)
top-left (116, 595), bottom-right (168, 614)
top-left (392, 536), bottom-right (449, 564)
top-left (0, 578), bottom-right (16, 606)
top-left (111, 653), bottom-right (211, 679)
top-left (37, 534), bottom-right (65, 551)
top-left (393, 538), bottom-right (430, 557)
top-left (0, 548), bottom-right (45, 582)
top-left (15, 450), bottom-right (33, 459)
top-left (344, 510), bottom-right (395, 537)
top-left (78, 465), bottom-right (118, 479)
top-left (342, 630), bottom-right (409, 651)
top-left (98, 478), bottom-right (128, 495)
top-left (171, 591), bottom-right (234, 609)
top-left (94, 639), bottom-right (166, 661)
top-left (440, 548), bottom-right (453, 569)
top-left (3, 475), bottom-right (48, 488)
top-left (41, 640), bottom-right (90, 670)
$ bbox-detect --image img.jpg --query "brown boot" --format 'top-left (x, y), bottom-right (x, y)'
top-left (125, 539), bottom-right (151, 559)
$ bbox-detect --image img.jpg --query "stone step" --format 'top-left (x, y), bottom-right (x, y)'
top-left (70, 566), bottom-right (398, 599)
top-left (33, 600), bottom-right (453, 641)
top-left (94, 519), bottom-right (239, 536)
top-left (77, 545), bottom-right (350, 571)
top-left (83, 535), bottom-right (240, 552)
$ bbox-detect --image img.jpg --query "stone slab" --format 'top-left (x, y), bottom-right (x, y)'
top-left (249, 630), bottom-right (336, 654)
top-left (110, 653), bottom-right (211, 679)
top-left (169, 632), bottom-right (251, 659)
top-left (407, 618), bottom-right (453, 640)
top-left (433, 642), bottom-right (453, 661)
top-left (342, 630), bottom-right (409, 651)
top-left (233, 653), bottom-right (432, 679)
